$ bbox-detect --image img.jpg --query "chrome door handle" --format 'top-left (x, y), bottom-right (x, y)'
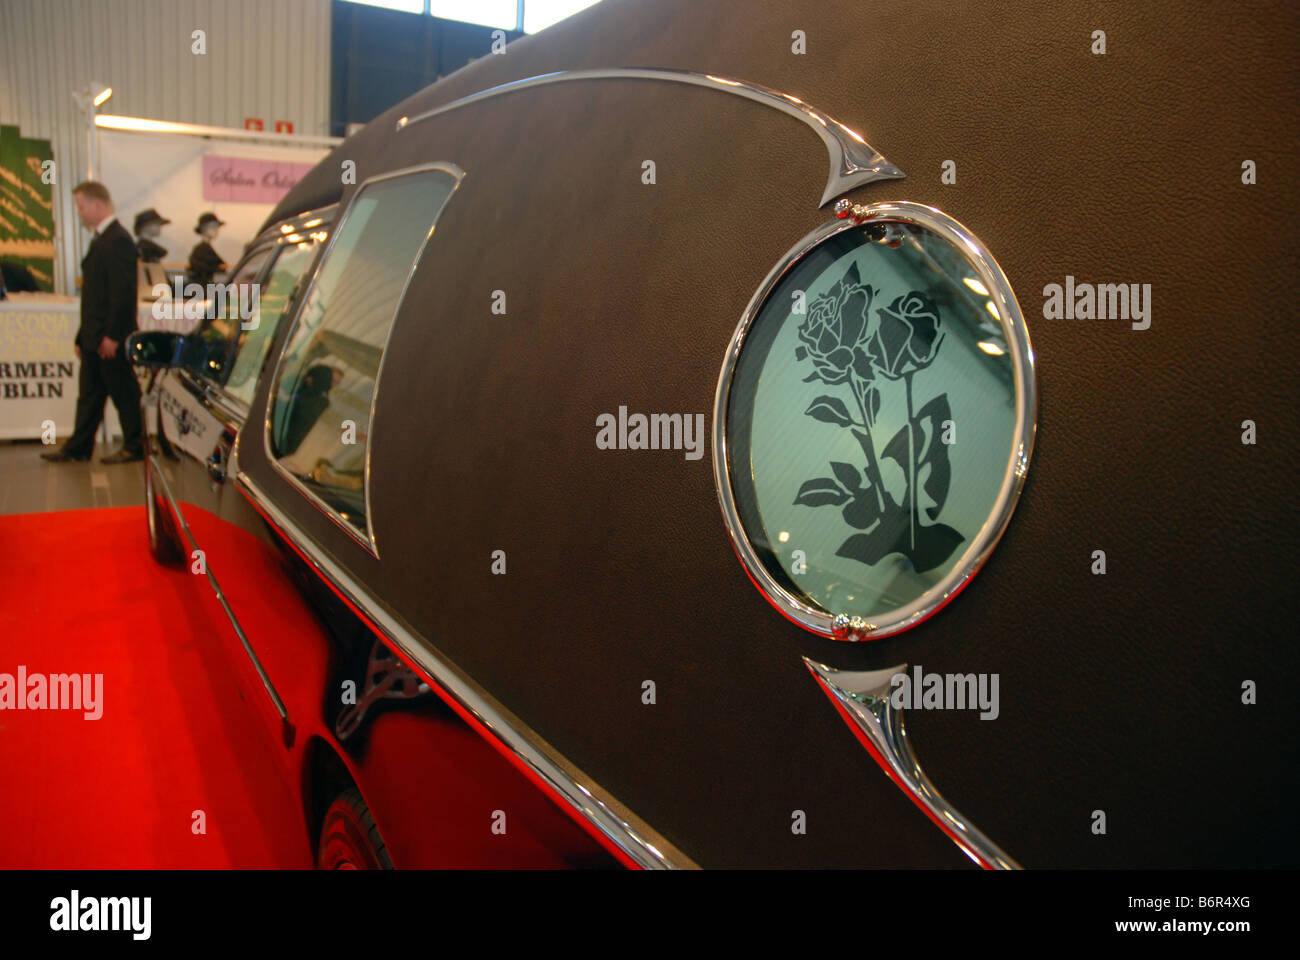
top-left (206, 446), bottom-right (226, 483)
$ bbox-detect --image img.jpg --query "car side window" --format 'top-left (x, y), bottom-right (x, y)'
top-left (268, 166), bottom-right (461, 548)
top-left (223, 236), bottom-right (323, 406)
top-left (187, 246), bottom-right (273, 382)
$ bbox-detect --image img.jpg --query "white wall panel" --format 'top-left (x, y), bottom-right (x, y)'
top-left (0, 0), bottom-right (332, 292)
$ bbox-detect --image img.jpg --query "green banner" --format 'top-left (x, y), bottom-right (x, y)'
top-left (0, 124), bottom-right (56, 291)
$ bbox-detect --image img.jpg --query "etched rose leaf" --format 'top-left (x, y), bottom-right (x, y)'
top-left (913, 393), bottom-right (952, 521)
top-left (836, 517), bottom-right (962, 573)
top-left (829, 460), bottom-right (862, 491)
top-left (793, 461), bottom-right (884, 531)
top-left (793, 477), bottom-right (850, 508)
top-left (875, 399), bottom-right (963, 572)
top-left (804, 395), bottom-right (855, 428)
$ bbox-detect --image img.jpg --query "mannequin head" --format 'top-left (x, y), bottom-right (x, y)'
top-left (134, 208), bottom-right (170, 240)
top-left (195, 212), bottom-right (225, 240)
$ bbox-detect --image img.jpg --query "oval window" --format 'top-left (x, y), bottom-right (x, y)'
top-left (715, 202), bottom-right (1036, 641)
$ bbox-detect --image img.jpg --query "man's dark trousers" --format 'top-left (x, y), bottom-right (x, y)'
top-left (62, 347), bottom-right (142, 458)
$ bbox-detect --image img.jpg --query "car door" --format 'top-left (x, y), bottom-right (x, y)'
top-left (154, 244), bottom-right (276, 527)
top-left (189, 229), bottom-right (335, 737)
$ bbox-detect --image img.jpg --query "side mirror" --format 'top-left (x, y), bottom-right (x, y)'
top-left (127, 330), bottom-right (183, 369)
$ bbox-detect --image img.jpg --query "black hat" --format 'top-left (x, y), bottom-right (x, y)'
top-left (133, 208), bottom-right (170, 234)
top-left (195, 212), bottom-right (226, 233)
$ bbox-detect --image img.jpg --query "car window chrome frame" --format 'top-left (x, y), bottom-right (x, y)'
top-left (261, 164), bottom-right (465, 558)
top-left (214, 205), bottom-right (339, 420)
top-left (713, 201), bottom-right (1037, 642)
top-left (187, 240), bottom-right (278, 385)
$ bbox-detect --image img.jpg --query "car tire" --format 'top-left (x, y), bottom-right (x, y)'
top-left (317, 787), bottom-right (393, 869)
top-left (145, 457), bottom-right (183, 566)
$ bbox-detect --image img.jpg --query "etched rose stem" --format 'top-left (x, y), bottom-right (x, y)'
top-left (905, 370), bottom-right (918, 551)
top-left (848, 373), bottom-right (886, 513)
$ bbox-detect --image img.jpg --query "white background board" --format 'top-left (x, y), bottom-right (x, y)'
top-left (98, 129), bottom-right (328, 271)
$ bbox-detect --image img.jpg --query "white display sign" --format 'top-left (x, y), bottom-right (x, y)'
top-left (0, 294), bottom-right (187, 441)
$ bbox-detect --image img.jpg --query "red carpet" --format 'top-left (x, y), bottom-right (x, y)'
top-left (0, 507), bottom-right (313, 868)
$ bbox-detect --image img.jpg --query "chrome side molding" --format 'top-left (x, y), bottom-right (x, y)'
top-left (149, 456), bottom-right (292, 737)
top-left (236, 470), bottom-right (694, 870)
top-left (397, 68), bottom-right (905, 207)
top-left (803, 657), bottom-right (1021, 870)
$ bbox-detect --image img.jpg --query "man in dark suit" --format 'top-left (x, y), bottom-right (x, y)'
top-left (41, 181), bottom-right (143, 464)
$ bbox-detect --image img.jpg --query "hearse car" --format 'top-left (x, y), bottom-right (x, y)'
top-left (126, 0), bottom-right (1296, 869)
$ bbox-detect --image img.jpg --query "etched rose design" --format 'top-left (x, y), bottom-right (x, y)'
top-left (792, 266), bottom-right (963, 574)
top-left (794, 263), bottom-right (877, 386)
top-left (865, 291), bottom-right (944, 380)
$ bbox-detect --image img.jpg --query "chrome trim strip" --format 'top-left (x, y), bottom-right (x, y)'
top-left (261, 163), bottom-right (465, 560)
top-left (247, 202), bottom-right (338, 254)
top-left (712, 202), bottom-right (1037, 641)
top-left (148, 455), bottom-right (290, 725)
top-left (803, 658), bottom-right (1021, 870)
top-left (235, 469), bottom-right (694, 871)
top-left (398, 68), bottom-right (904, 207)
top-left (224, 211), bottom-right (337, 469)
top-left (204, 384), bottom-right (249, 426)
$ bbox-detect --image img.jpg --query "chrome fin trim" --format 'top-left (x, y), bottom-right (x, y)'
top-left (235, 470), bottom-right (694, 870)
top-left (803, 657), bottom-right (1021, 870)
top-left (398, 68), bottom-right (904, 206)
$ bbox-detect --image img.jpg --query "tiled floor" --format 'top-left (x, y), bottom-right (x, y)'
top-left (0, 440), bottom-right (146, 515)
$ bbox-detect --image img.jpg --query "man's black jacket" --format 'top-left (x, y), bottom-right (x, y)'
top-left (77, 219), bottom-right (138, 351)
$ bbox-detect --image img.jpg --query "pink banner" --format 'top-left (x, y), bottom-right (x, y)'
top-left (201, 155), bottom-right (315, 203)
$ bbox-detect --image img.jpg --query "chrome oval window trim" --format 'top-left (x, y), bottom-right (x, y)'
top-left (713, 201), bottom-right (1037, 641)
top-left (262, 163), bottom-right (465, 559)
top-left (397, 68), bottom-right (904, 207)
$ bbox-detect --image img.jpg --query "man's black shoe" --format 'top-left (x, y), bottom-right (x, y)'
top-left (40, 449), bottom-right (91, 463)
top-left (101, 449), bottom-right (144, 464)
